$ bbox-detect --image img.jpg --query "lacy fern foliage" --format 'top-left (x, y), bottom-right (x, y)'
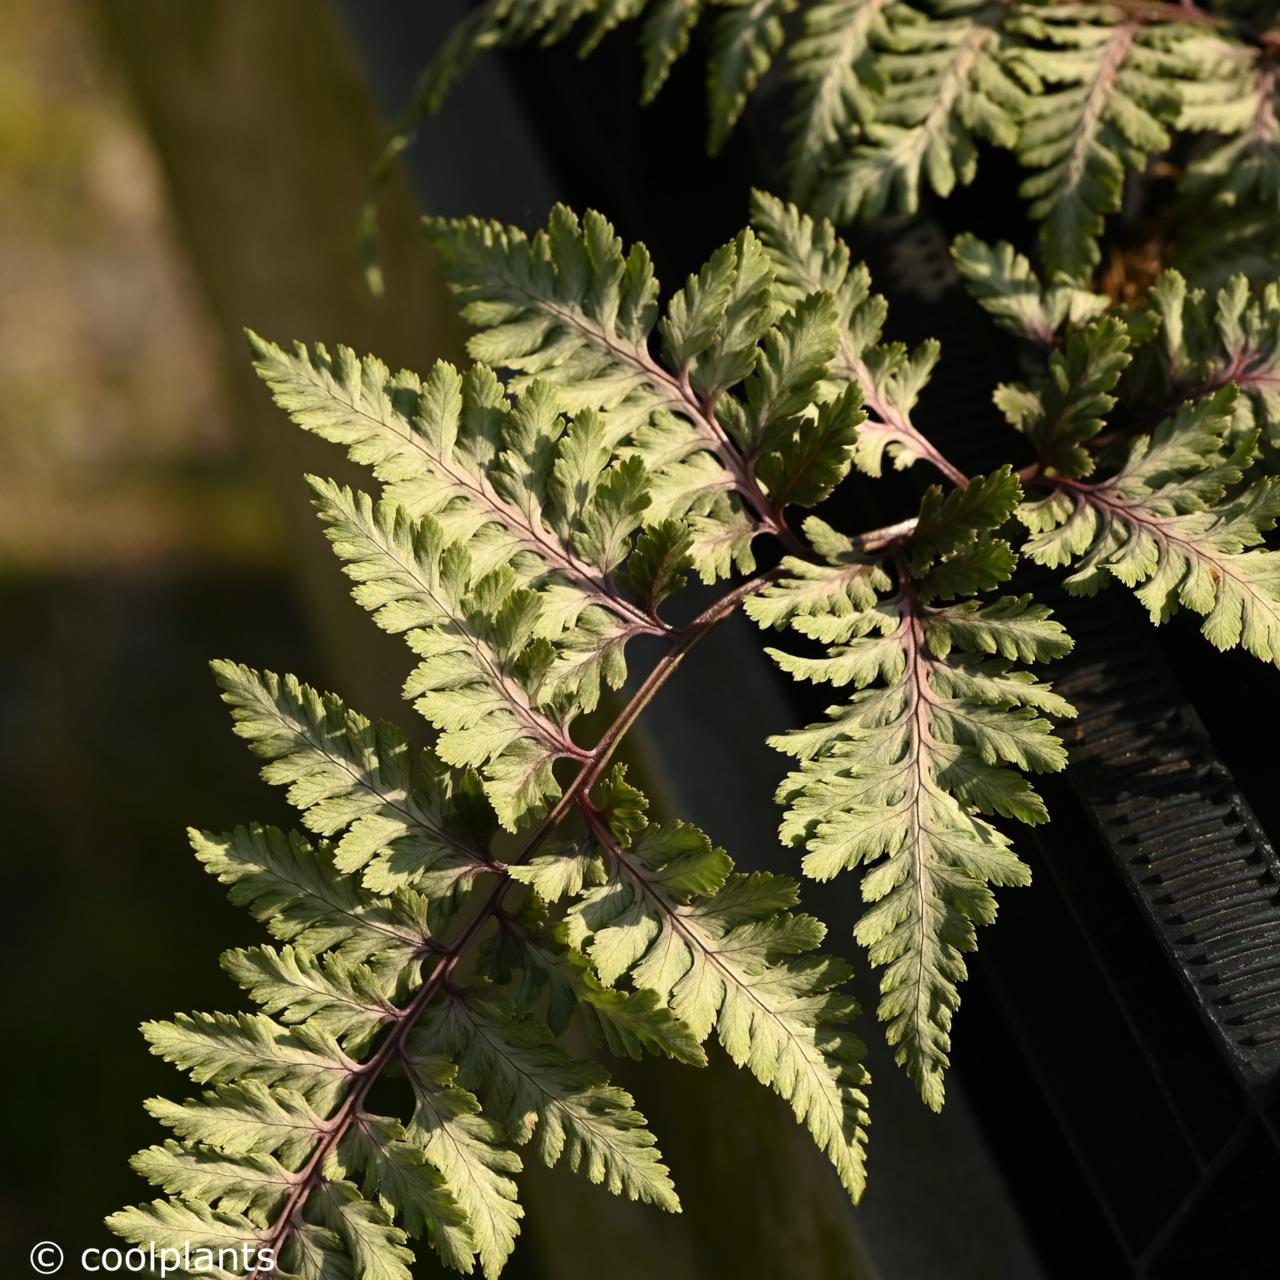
top-left (385, 0), bottom-right (1280, 281)
top-left (113, 194), bottom-right (1280, 1277)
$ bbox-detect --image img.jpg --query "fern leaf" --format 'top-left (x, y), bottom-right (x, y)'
top-left (565, 816), bottom-right (871, 1199)
top-left (401, 1056), bottom-right (525, 1280)
top-left (305, 481), bottom-right (585, 829)
top-left (692, 228), bottom-right (780, 400)
top-left (1180, 39), bottom-right (1280, 211)
top-left (707, 0), bottom-right (798, 153)
top-left (757, 384), bottom-right (865, 509)
top-left (145, 1081), bottom-right (330, 1171)
top-left (1139, 270), bottom-right (1280, 455)
top-left (423, 206), bottom-right (661, 413)
top-left (951, 233), bottom-right (1108, 344)
top-left (818, 0), bottom-right (1028, 223)
top-left (311, 1180), bottom-right (415, 1280)
top-left (995, 316), bottom-right (1131, 479)
top-left (249, 339), bottom-right (657, 636)
top-left (209, 662), bottom-right (495, 899)
top-left (507, 920), bottom-right (710, 1066)
top-left (507, 843), bottom-right (609, 903)
top-left (786, 0), bottom-right (890, 200)
top-left (759, 472), bottom-right (1073, 1108)
top-left (191, 825), bottom-right (431, 966)
top-left (1012, 7), bottom-right (1201, 278)
top-left (417, 987), bottom-right (679, 1209)
top-left (131, 1141), bottom-right (295, 1222)
top-left (424, 204), bottom-right (875, 577)
top-left (1019, 386), bottom-right (1280, 664)
top-left (911, 464), bottom-right (1022, 563)
top-left (750, 191), bottom-right (958, 480)
top-left (142, 1013), bottom-right (355, 1111)
top-left (221, 945), bottom-right (400, 1055)
top-left (283, 1219), bottom-right (353, 1280)
top-left (734, 291), bottom-right (839, 443)
top-left (640, 0), bottom-right (706, 100)
top-left (338, 1114), bottom-right (475, 1272)
top-left (424, 206), bottom-right (770, 580)
top-left (106, 1200), bottom-right (263, 1276)
top-left (621, 518), bottom-right (695, 611)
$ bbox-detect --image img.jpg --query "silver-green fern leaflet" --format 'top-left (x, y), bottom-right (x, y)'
top-left (422, 203), bottom-right (874, 573)
top-left (1018, 386), bottom-right (1280, 664)
top-left (1136, 270), bottom-right (1280, 459)
top-left (111, 680), bottom-right (690, 1279)
top-left (564, 804), bottom-right (871, 1197)
top-left (961, 241), bottom-right (1280, 661)
top-left (752, 470), bottom-right (1075, 1108)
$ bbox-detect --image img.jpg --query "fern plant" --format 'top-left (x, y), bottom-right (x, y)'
top-left (373, 0), bottom-right (1280, 282)
top-left (110, 195), bottom-right (1280, 1278)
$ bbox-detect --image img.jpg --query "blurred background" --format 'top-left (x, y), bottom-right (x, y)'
top-left (0, 0), bottom-right (472, 1266)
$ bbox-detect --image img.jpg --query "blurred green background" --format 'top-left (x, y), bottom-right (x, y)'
top-left (0, 0), bottom-right (467, 1264)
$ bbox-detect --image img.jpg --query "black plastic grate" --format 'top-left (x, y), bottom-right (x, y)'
top-left (1049, 596), bottom-right (1280, 1087)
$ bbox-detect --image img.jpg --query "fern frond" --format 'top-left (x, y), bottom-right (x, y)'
top-left (306, 480), bottom-right (588, 830)
top-left (192, 825), bottom-right (433, 965)
top-left (755, 470), bottom-right (1073, 1108)
top-left (338, 1111), bottom-right (476, 1271)
top-left (639, 0), bottom-right (705, 99)
top-left (424, 206), bottom-right (775, 578)
top-left (141, 1012), bottom-right (358, 1111)
top-left (424, 203), bottom-right (880, 572)
top-left (564, 811), bottom-right (871, 1199)
top-left (248, 338), bottom-right (659, 635)
top-left (786, 0), bottom-right (891, 200)
top-left (995, 315), bottom-right (1132, 478)
top-left (130, 1141), bottom-right (295, 1222)
top-left (707, 0), bottom-right (798, 152)
top-left (119, 183), bottom-right (1280, 1280)
top-left (1019, 385), bottom-right (1280, 664)
top-left (388, 0), bottom-right (1280, 289)
top-left (398, 1056), bottom-right (524, 1278)
top-left (144, 1080), bottom-right (330, 1171)
top-left (106, 1200), bottom-right (265, 1280)
top-left (122, 739), bottom-right (695, 1279)
top-left (1181, 43), bottom-right (1280, 211)
top-left (209, 661), bottom-right (496, 902)
top-left (414, 986), bottom-right (680, 1208)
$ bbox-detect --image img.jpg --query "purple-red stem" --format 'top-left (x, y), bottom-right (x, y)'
top-left (248, 570), bottom-right (776, 1276)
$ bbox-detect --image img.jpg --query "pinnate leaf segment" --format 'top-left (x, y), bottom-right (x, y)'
top-left (111, 195), bottom-right (1280, 1277)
